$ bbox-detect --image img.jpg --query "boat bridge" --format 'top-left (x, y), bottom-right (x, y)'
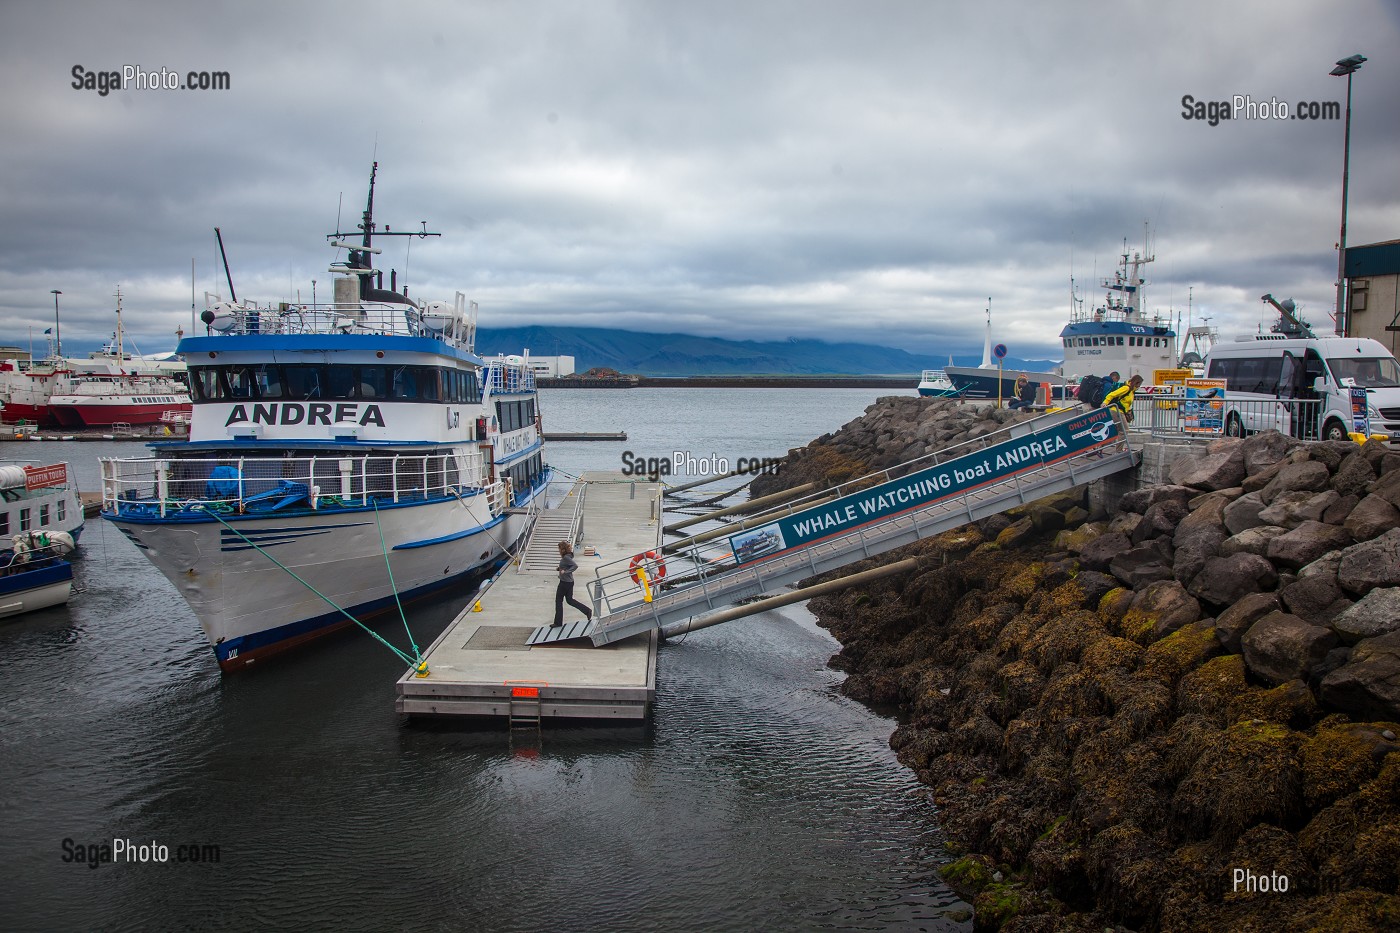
top-left (528, 406), bottom-right (1139, 649)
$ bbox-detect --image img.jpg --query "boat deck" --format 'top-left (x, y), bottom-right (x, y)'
top-left (395, 472), bottom-right (661, 721)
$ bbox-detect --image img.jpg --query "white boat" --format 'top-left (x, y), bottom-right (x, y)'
top-left (916, 369), bottom-right (960, 398)
top-left (0, 539), bottom-right (75, 619)
top-left (0, 461), bottom-right (85, 542)
top-left (100, 163), bottom-right (549, 671)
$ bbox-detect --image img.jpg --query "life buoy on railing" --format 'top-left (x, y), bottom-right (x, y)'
top-left (628, 550), bottom-right (667, 585)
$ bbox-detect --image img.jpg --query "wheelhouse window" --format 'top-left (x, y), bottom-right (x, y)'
top-left (189, 363), bottom-right (483, 404)
top-left (282, 365), bottom-right (325, 399)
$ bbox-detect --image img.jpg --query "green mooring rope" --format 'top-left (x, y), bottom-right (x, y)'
top-left (198, 507), bottom-right (422, 668)
top-left (372, 499), bottom-right (421, 661)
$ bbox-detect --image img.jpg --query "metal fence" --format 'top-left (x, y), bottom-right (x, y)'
top-left (1144, 394), bottom-right (1325, 441)
top-left (101, 449), bottom-right (496, 518)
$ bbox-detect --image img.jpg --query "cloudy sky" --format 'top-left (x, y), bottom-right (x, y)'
top-left (2, 0), bottom-right (1397, 363)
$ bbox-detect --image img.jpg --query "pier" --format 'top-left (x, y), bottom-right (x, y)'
top-left (396, 471), bottom-right (661, 722)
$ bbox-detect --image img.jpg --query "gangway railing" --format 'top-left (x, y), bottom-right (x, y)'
top-left (516, 478), bottom-right (588, 573)
top-left (527, 406), bottom-right (1138, 648)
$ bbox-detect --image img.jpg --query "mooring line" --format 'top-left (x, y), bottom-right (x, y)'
top-left (198, 507), bottom-right (422, 670)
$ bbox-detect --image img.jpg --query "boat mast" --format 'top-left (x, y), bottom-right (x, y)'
top-left (979, 298), bottom-right (993, 369)
top-left (114, 286), bottom-right (125, 371)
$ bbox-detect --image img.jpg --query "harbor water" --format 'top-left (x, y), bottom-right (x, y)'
top-left (1, 388), bottom-right (969, 931)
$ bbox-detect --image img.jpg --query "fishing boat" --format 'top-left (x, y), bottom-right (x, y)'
top-left (946, 242), bottom-right (1179, 402)
top-left (0, 299), bottom-right (190, 428)
top-left (100, 163), bottom-right (550, 671)
top-left (0, 461), bottom-right (85, 542)
top-left (944, 301), bottom-right (1064, 401)
top-left (0, 535), bottom-right (76, 619)
top-left (1057, 245), bottom-right (1177, 386)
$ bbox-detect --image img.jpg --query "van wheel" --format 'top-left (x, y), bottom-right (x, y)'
top-left (1224, 414), bottom-right (1245, 438)
top-left (1323, 419), bottom-right (1349, 442)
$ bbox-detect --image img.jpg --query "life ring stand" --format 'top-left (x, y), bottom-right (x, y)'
top-left (628, 550), bottom-right (667, 585)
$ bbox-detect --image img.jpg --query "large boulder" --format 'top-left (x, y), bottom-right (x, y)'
top-left (1241, 612), bottom-right (1340, 686)
top-left (1344, 494), bottom-right (1400, 542)
top-left (1223, 491), bottom-right (1268, 535)
top-left (1319, 631), bottom-right (1400, 721)
top-left (1265, 521), bottom-right (1354, 570)
top-left (1331, 451), bottom-right (1377, 498)
top-left (1188, 553), bottom-right (1278, 607)
top-left (1260, 460), bottom-right (1331, 504)
top-left (1078, 531), bottom-right (1132, 571)
top-left (1240, 430), bottom-right (1297, 474)
top-left (1329, 588), bottom-right (1400, 645)
top-left (1117, 484), bottom-right (1195, 515)
top-left (1368, 468), bottom-right (1400, 508)
top-left (1120, 580), bottom-right (1202, 643)
top-left (1278, 575), bottom-right (1353, 627)
top-left (1132, 499), bottom-right (1189, 545)
top-left (1215, 592), bottom-right (1283, 653)
top-left (1173, 495), bottom-right (1229, 550)
top-left (1337, 528), bottom-right (1400, 595)
top-left (1169, 443), bottom-right (1246, 491)
top-left (1109, 542), bottom-right (1176, 590)
top-left (1220, 525), bottom-right (1289, 558)
top-left (1173, 530), bottom-right (1226, 589)
top-left (1256, 489), bottom-right (1339, 528)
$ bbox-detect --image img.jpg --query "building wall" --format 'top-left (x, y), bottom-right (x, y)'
top-left (525, 355), bottom-right (576, 378)
top-left (1345, 238), bottom-right (1400, 354)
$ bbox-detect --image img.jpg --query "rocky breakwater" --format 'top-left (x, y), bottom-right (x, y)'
top-left (754, 396), bottom-right (1400, 931)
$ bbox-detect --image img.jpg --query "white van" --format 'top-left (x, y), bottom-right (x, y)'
top-left (1202, 334), bottom-right (1400, 443)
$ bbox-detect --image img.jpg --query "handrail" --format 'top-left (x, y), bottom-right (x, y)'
top-left (100, 449), bottom-right (488, 518)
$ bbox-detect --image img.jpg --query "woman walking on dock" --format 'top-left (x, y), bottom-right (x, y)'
top-left (552, 541), bottom-right (592, 627)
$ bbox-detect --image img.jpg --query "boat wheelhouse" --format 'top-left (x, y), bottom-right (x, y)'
top-left (100, 163), bottom-right (549, 671)
top-left (1058, 246), bottom-right (1177, 384)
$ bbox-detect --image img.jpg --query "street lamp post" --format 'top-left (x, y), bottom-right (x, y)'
top-left (1330, 53), bottom-right (1366, 336)
top-left (49, 289), bottom-right (62, 357)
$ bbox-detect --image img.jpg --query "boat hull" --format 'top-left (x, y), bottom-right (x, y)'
top-left (48, 399), bottom-right (191, 428)
top-left (945, 366), bottom-right (1067, 401)
top-left (105, 489), bottom-right (539, 670)
top-left (0, 561), bottom-right (74, 618)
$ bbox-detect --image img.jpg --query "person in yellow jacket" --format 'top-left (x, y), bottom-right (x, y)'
top-left (1103, 374), bottom-right (1143, 422)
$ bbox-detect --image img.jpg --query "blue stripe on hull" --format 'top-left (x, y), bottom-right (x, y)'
top-left (0, 560), bottom-right (73, 596)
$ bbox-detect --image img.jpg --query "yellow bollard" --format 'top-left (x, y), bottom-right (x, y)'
top-left (637, 566), bottom-right (652, 603)
top-left (472, 601), bottom-right (483, 612)
top-left (414, 661), bottom-right (430, 678)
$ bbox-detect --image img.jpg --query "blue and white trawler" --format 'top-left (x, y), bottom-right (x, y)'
top-left (101, 164), bottom-right (549, 671)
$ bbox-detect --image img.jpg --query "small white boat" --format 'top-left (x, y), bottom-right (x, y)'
top-left (916, 370), bottom-right (960, 398)
top-left (0, 533), bottom-right (77, 619)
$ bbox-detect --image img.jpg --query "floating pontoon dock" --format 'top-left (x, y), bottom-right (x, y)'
top-left (395, 471), bottom-right (661, 723)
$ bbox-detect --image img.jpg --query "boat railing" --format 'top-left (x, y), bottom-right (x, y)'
top-left (204, 301), bottom-right (476, 349)
top-left (483, 361), bottom-right (537, 394)
top-left (100, 449), bottom-right (490, 519)
top-left (0, 542), bottom-right (70, 574)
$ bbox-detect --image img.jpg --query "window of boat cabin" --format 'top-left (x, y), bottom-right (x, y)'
top-left (57, 499), bottom-right (66, 523)
top-left (190, 366), bottom-right (222, 401)
top-left (20, 507), bottom-right (31, 531)
top-left (0, 511), bottom-right (8, 535)
top-left (358, 365), bottom-right (389, 399)
top-left (283, 365), bottom-right (324, 399)
top-left (224, 365), bottom-right (257, 398)
top-left (39, 504), bottom-right (49, 527)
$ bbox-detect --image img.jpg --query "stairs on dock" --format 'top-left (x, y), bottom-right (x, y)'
top-left (527, 406), bottom-right (1139, 649)
top-left (517, 487), bottom-right (587, 574)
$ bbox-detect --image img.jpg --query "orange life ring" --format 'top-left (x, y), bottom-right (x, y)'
top-left (628, 550), bottom-right (667, 585)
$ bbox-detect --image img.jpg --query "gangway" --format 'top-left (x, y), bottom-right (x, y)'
top-left (527, 406), bottom-right (1138, 648)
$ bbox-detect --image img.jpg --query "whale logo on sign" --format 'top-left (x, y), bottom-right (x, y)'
top-left (1088, 420), bottom-right (1114, 442)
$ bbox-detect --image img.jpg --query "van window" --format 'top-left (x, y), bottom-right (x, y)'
top-left (1327, 356), bottom-right (1400, 388)
top-left (1208, 356), bottom-right (1284, 394)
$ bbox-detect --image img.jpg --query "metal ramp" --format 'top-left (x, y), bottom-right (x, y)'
top-left (527, 406), bottom-right (1139, 649)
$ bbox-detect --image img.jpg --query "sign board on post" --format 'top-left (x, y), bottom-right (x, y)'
top-left (993, 344), bottom-right (1008, 360)
top-left (1350, 387), bottom-right (1370, 435)
top-left (1182, 379), bottom-right (1227, 435)
top-left (729, 408), bottom-right (1120, 566)
top-left (1154, 368), bottom-right (1194, 411)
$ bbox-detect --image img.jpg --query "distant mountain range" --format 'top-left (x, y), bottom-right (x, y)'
top-left (474, 325), bottom-right (1058, 376)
